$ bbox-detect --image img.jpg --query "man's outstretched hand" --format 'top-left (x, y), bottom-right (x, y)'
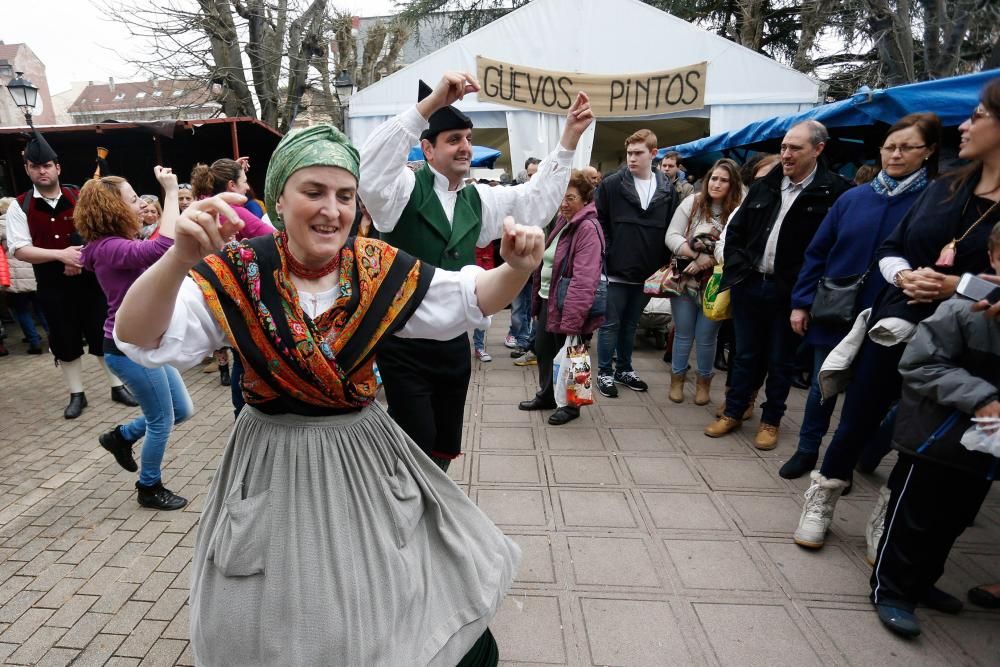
top-left (560, 92), bottom-right (594, 150)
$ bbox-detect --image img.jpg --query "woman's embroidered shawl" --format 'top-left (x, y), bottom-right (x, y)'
top-left (191, 233), bottom-right (434, 415)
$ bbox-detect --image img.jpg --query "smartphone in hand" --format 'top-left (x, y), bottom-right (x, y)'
top-left (957, 273), bottom-right (1000, 304)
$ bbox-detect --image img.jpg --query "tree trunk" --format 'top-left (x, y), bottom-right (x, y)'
top-left (198, 0), bottom-right (256, 118)
top-left (793, 0), bottom-right (832, 73)
top-left (921, 0), bottom-right (977, 79)
top-left (865, 0), bottom-right (915, 85)
top-left (279, 0), bottom-right (328, 131)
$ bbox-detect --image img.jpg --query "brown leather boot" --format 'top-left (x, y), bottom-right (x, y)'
top-left (669, 372), bottom-right (686, 403)
top-left (695, 375), bottom-right (713, 406)
top-left (704, 415), bottom-right (742, 438)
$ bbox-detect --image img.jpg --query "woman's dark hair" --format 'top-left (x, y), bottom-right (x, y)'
top-left (694, 159), bottom-right (743, 226)
top-left (882, 112), bottom-right (942, 178)
top-left (567, 169), bottom-right (595, 203)
top-left (190, 158), bottom-right (243, 198)
top-left (948, 78), bottom-right (1000, 195)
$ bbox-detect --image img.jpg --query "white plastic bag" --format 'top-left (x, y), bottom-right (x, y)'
top-left (960, 417), bottom-right (1000, 457)
top-left (552, 341), bottom-right (570, 409)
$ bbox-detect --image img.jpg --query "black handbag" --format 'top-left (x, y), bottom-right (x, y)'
top-left (556, 220), bottom-right (607, 319)
top-left (810, 262), bottom-right (874, 328)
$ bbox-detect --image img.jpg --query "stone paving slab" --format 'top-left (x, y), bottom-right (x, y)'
top-left (1, 311), bottom-right (998, 665)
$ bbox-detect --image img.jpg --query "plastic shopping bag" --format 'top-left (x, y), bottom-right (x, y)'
top-left (553, 340), bottom-right (570, 409)
top-left (702, 265), bottom-right (731, 321)
top-left (960, 417), bottom-right (1000, 457)
top-left (565, 336), bottom-right (594, 407)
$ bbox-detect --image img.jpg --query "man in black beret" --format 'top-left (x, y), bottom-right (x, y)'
top-left (6, 129), bottom-right (138, 418)
top-left (359, 71), bottom-right (593, 472)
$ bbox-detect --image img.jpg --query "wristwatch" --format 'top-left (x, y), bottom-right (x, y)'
top-left (892, 271), bottom-right (906, 288)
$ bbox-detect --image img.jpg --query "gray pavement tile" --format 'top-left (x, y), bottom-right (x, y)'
top-left (508, 534), bottom-right (557, 585)
top-left (579, 597), bottom-right (696, 666)
top-left (544, 427), bottom-right (606, 451)
top-left (115, 619), bottom-right (168, 658)
top-left (809, 606), bottom-right (956, 666)
top-left (694, 601), bottom-right (825, 665)
top-left (72, 633), bottom-right (126, 667)
top-left (567, 535), bottom-right (663, 589)
top-left (760, 541), bottom-right (871, 598)
top-left (640, 491), bottom-right (732, 532)
top-left (0, 607), bottom-right (54, 644)
top-left (102, 600), bottom-right (153, 635)
top-left (695, 456), bottom-right (787, 491)
top-left (620, 454), bottom-right (702, 488)
top-left (476, 453), bottom-right (543, 484)
top-left (479, 426), bottom-right (536, 450)
top-left (674, 427), bottom-right (755, 457)
top-left (547, 454), bottom-right (621, 485)
top-left (139, 638), bottom-right (187, 666)
top-left (928, 613), bottom-right (1000, 666)
top-left (663, 538), bottom-right (772, 592)
top-left (475, 487), bottom-right (551, 529)
top-left (7, 625), bottom-right (67, 666)
top-left (492, 592), bottom-right (570, 664)
top-left (609, 427), bottom-right (675, 452)
top-left (45, 594), bottom-right (98, 629)
top-left (598, 404), bottom-right (658, 426)
top-left (555, 489), bottom-right (642, 529)
top-left (36, 647), bottom-right (80, 666)
top-left (0, 590), bottom-right (45, 623)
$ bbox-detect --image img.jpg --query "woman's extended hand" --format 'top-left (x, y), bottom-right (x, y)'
top-left (682, 253), bottom-right (713, 275)
top-left (499, 216), bottom-right (544, 273)
top-left (900, 267), bottom-right (956, 303)
top-left (154, 165), bottom-right (178, 191)
top-left (172, 193), bottom-right (246, 267)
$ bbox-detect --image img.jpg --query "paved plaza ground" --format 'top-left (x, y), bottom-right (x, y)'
top-left (1, 311), bottom-right (998, 666)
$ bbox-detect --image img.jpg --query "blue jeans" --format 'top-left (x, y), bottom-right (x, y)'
top-left (508, 282), bottom-right (534, 348)
top-left (725, 275), bottom-right (799, 425)
top-left (472, 329), bottom-right (487, 351)
top-left (8, 293), bottom-right (48, 346)
top-left (795, 345), bottom-right (836, 454)
top-left (669, 294), bottom-right (723, 378)
top-left (597, 282), bottom-right (650, 374)
top-left (105, 353), bottom-right (193, 486)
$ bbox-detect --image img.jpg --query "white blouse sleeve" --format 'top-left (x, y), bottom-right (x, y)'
top-left (396, 265), bottom-right (491, 339)
top-left (113, 277), bottom-right (228, 370)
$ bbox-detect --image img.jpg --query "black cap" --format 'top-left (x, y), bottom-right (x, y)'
top-left (418, 80), bottom-right (473, 142)
top-left (23, 129), bottom-right (58, 164)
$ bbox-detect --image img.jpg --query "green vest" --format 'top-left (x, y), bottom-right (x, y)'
top-left (380, 166), bottom-right (483, 271)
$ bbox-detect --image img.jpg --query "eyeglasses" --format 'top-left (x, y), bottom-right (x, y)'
top-left (971, 105), bottom-right (994, 124)
top-left (562, 194), bottom-right (580, 203)
top-left (178, 183), bottom-right (192, 190)
top-left (879, 144), bottom-right (927, 155)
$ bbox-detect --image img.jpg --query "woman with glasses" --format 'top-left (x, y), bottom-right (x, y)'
top-left (792, 83), bottom-right (1000, 578)
top-left (138, 194), bottom-right (161, 239)
top-left (780, 113), bottom-right (941, 482)
top-left (518, 170), bottom-right (606, 425)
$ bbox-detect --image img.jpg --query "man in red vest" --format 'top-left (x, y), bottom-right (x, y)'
top-left (5, 130), bottom-right (138, 418)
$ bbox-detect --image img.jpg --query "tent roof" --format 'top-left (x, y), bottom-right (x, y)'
top-left (349, 0), bottom-right (819, 118)
top-left (666, 69), bottom-right (999, 158)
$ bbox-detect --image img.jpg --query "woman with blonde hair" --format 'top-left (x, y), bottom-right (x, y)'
top-left (76, 168), bottom-right (192, 511)
top-left (665, 158), bottom-right (744, 404)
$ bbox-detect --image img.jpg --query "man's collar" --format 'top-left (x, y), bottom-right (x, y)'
top-left (427, 163), bottom-right (466, 193)
top-left (782, 164), bottom-right (818, 191)
top-left (33, 185), bottom-right (63, 202)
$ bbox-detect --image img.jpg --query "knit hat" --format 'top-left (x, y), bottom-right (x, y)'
top-left (264, 124), bottom-right (360, 230)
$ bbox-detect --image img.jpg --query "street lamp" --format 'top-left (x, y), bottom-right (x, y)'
top-left (6, 71), bottom-right (39, 126)
top-left (334, 69), bottom-right (354, 100)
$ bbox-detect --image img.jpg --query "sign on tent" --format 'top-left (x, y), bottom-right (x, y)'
top-left (476, 56), bottom-right (707, 118)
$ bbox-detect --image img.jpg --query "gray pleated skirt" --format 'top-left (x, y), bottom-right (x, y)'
top-left (190, 403), bottom-right (520, 666)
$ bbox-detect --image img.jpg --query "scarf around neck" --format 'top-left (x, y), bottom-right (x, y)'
top-left (871, 166), bottom-right (929, 198)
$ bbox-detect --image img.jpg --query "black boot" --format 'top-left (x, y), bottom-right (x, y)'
top-left (99, 426), bottom-right (139, 472)
top-left (779, 451), bottom-right (818, 479)
top-left (136, 481), bottom-right (188, 511)
top-left (111, 385), bottom-right (139, 407)
top-left (519, 396), bottom-right (556, 411)
top-left (64, 392), bottom-right (88, 419)
top-left (219, 364), bottom-right (231, 386)
top-left (548, 406), bottom-right (580, 426)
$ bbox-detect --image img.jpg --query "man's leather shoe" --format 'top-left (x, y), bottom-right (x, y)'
top-left (548, 407), bottom-right (579, 426)
top-left (875, 603), bottom-right (921, 638)
top-left (519, 396), bottom-right (557, 411)
top-left (99, 426), bottom-right (139, 472)
top-left (704, 415), bottom-right (741, 438)
top-left (779, 451), bottom-right (818, 479)
top-left (111, 385), bottom-right (139, 407)
top-left (64, 392), bottom-right (87, 419)
top-left (27, 343), bottom-right (43, 355)
top-left (920, 586), bottom-right (963, 614)
top-left (754, 423), bottom-right (780, 450)
top-left (968, 585), bottom-right (1000, 609)
top-left (136, 482), bottom-right (188, 511)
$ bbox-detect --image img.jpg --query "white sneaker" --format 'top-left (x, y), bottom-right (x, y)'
top-left (513, 350), bottom-right (537, 366)
top-left (793, 471), bottom-right (850, 549)
top-left (475, 349), bottom-right (492, 362)
top-left (865, 485), bottom-right (891, 565)
top-left (503, 334), bottom-right (516, 349)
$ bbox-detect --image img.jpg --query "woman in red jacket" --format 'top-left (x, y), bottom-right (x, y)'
top-left (518, 170), bottom-right (606, 425)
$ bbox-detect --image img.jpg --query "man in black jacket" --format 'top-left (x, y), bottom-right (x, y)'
top-left (705, 120), bottom-right (850, 448)
top-left (594, 129), bottom-right (677, 398)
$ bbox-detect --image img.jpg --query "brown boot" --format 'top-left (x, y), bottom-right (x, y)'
top-left (754, 422), bottom-right (779, 450)
top-left (705, 415), bottom-right (742, 438)
top-left (669, 372), bottom-right (686, 403)
top-left (695, 375), bottom-right (713, 406)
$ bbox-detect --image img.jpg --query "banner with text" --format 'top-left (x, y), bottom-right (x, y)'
top-left (476, 56), bottom-right (707, 118)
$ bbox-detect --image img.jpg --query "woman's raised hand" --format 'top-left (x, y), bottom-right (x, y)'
top-left (499, 216), bottom-right (544, 273)
top-left (154, 166), bottom-right (178, 191)
top-left (172, 193), bottom-right (246, 267)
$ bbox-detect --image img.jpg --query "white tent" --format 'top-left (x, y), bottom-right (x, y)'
top-left (347, 0), bottom-right (820, 173)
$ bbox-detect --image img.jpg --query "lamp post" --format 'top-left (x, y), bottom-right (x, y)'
top-left (6, 71), bottom-right (39, 127)
top-left (333, 69), bottom-right (354, 131)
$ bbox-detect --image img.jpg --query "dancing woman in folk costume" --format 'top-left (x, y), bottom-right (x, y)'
top-left (114, 124), bottom-right (542, 665)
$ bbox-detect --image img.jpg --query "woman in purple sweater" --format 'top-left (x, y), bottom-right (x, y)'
top-left (77, 167), bottom-right (192, 511)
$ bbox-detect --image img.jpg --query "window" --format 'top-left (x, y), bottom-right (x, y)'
top-left (152, 90), bottom-right (162, 97)
top-left (114, 92), bottom-right (125, 100)
top-left (136, 92), bottom-right (146, 99)
top-left (93, 97), bottom-right (100, 103)
top-left (172, 90), bottom-right (183, 97)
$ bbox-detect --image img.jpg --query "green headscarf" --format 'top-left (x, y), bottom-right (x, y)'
top-left (264, 124), bottom-right (360, 230)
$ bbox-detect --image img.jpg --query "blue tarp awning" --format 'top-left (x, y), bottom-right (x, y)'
top-left (407, 145), bottom-right (502, 168)
top-left (662, 69), bottom-right (999, 159)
